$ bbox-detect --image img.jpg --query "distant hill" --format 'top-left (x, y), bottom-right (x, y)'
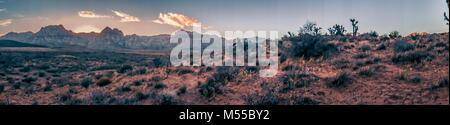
top-left (0, 25), bottom-right (174, 50)
top-left (0, 40), bottom-right (46, 47)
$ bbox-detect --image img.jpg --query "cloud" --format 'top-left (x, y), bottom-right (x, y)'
top-left (0, 19), bottom-right (12, 26)
top-left (152, 12), bottom-right (205, 29)
top-left (73, 25), bottom-right (102, 33)
top-left (78, 11), bottom-right (111, 18)
top-left (112, 10), bottom-right (140, 22)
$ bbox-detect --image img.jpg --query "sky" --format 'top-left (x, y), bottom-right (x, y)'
top-left (0, 0), bottom-right (448, 36)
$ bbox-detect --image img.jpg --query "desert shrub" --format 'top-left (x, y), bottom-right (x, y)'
top-left (416, 43), bottom-right (426, 49)
top-left (396, 73), bottom-right (408, 81)
top-left (359, 45), bottom-right (371, 52)
top-left (46, 68), bottom-right (61, 74)
top-left (361, 33), bottom-right (377, 40)
top-left (157, 94), bottom-right (178, 105)
top-left (367, 57), bottom-right (382, 64)
top-left (117, 65), bottom-right (133, 74)
top-left (80, 78), bottom-right (93, 88)
top-left (206, 66), bottom-right (213, 71)
top-left (133, 80), bottom-right (143, 86)
top-left (353, 52), bottom-right (370, 59)
top-left (154, 82), bottom-right (167, 89)
top-left (37, 71), bottom-right (46, 77)
top-left (12, 82), bottom-right (21, 89)
top-left (42, 85), bottom-right (52, 92)
top-left (410, 76), bottom-right (422, 83)
top-left (394, 40), bottom-right (414, 52)
top-left (37, 63), bottom-right (51, 70)
top-left (19, 66), bottom-right (31, 72)
top-left (245, 66), bottom-right (259, 73)
top-left (410, 34), bottom-right (420, 40)
top-left (152, 57), bottom-right (169, 68)
top-left (358, 67), bottom-right (376, 76)
top-left (355, 57), bottom-right (381, 68)
top-left (88, 91), bottom-right (117, 105)
top-left (368, 31), bottom-right (379, 37)
top-left (175, 68), bottom-right (194, 75)
top-left (199, 80), bottom-right (222, 98)
top-left (299, 22), bottom-right (323, 36)
top-left (333, 59), bottom-right (351, 69)
top-left (199, 67), bottom-right (213, 74)
top-left (104, 71), bottom-right (114, 78)
top-left (327, 72), bottom-right (352, 88)
top-left (177, 85), bottom-right (187, 96)
top-left (288, 35), bottom-right (338, 59)
top-left (339, 36), bottom-right (349, 42)
top-left (22, 77), bottom-right (37, 83)
top-left (134, 92), bottom-right (149, 101)
top-left (56, 92), bottom-right (83, 105)
top-left (427, 42), bottom-right (449, 51)
top-left (66, 87), bottom-right (78, 94)
top-left (392, 51), bottom-right (434, 64)
top-left (63, 98), bottom-right (82, 105)
top-left (438, 78), bottom-right (449, 88)
top-left (137, 68), bottom-right (147, 75)
top-left (279, 54), bottom-right (287, 63)
top-left (245, 92), bottom-right (280, 105)
top-left (292, 96), bottom-right (320, 105)
top-left (95, 74), bottom-right (103, 80)
top-left (328, 24), bottom-right (346, 36)
top-left (429, 77), bottom-right (449, 91)
top-left (116, 86), bottom-right (132, 93)
top-left (214, 67), bottom-right (238, 81)
top-left (57, 93), bottom-right (72, 102)
top-left (51, 77), bottom-right (78, 87)
top-left (151, 76), bottom-right (163, 82)
top-left (96, 78), bottom-right (112, 87)
top-left (354, 62), bottom-right (365, 69)
top-left (0, 84), bottom-right (4, 93)
top-left (282, 65), bottom-right (301, 71)
top-left (24, 86), bottom-right (36, 94)
top-left (427, 42), bottom-right (449, 54)
top-left (280, 71), bottom-right (319, 92)
top-left (198, 70), bottom-right (236, 98)
top-left (0, 99), bottom-right (13, 105)
top-left (376, 43), bottom-right (387, 50)
top-left (6, 77), bottom-right (14, 84)
top-left (199, 73), bottom-right (232, 98)
top-left (389, 31), bottom-right (401, 39)
top-left (91, 64), bottom-right (119, 71)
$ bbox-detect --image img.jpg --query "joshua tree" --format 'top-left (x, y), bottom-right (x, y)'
top-left (313, 27), bottom-right (322, 36)
top-left (445, 0), bottom-right (449, 25)
top-left (328, 24), bottom-right (346, 36)
top-left (288, 32), bottom-right (295, 37)
top-left (350, 18), bottom-right (359, 36)
top-left (299, 22), bottom-right (322, 36)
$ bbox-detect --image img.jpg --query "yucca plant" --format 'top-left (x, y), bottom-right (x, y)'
top-left (328, 24), bottom-right (346, 36)
top-left (445, 0), bottom-right (449, 25)
top-left (350, 18), bottom-right (359, 36)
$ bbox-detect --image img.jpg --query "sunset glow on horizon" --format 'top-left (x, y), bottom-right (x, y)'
top-left (0, 0), bottom-right (448, 36)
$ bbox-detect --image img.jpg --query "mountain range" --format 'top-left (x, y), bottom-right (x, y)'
top-left (0, 25), bottom-right (174, 50)
top-left (0, 39), bottom-right (46, 47)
